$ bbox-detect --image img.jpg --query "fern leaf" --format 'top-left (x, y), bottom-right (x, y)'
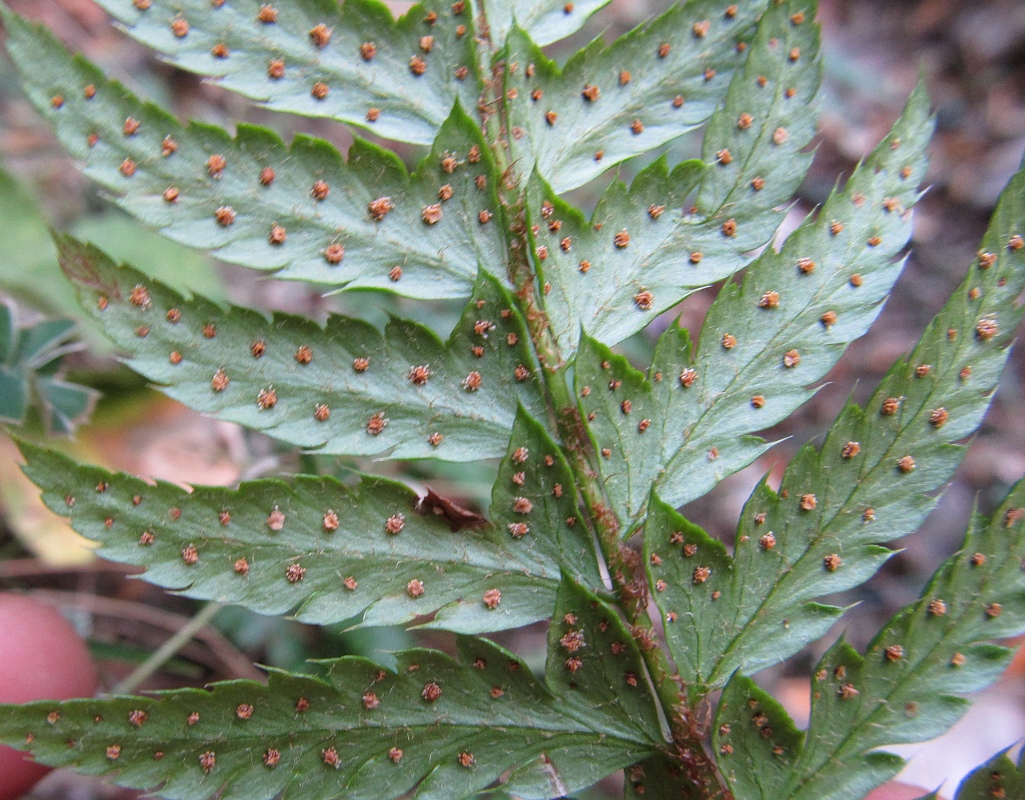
top-left (646, 151), bottom-right (1025, 691)
top-left (17, 408), bottom-right (604, 633)
top-left (2, 12), bottom-right (503, 299)
top-left (534, 0), bottom-right (822, 356)
top-left (89, 0), bottom-right (479, 146)
top-left (579, 81), bottom-right (931, 523)
top-left (35, 376), bottom-right (100, 436)
top-left (503, 0), bottom-right (769, 194)
top-left (0, 634), bottom-right (659, 800)
top-left (953, 749), bottom-right (1024, 800)
top-left (482, 0), bottom-right (612, 48)
top-left (55, 237), bottom-right (544, 461)
top-left (712, 478), bottom-right (1025, 800)
top-left (714, 675), bottom-right (824, 799)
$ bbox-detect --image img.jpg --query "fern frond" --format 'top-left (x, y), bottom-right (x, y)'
top-left (534, 0), bottom-right (821, 356)
top-left (647, 153), bottom-right (1025, 693)
top-left (3, 2), bottom-right (1023, 798)
top-left (580, 81), bottom-right (931, 522)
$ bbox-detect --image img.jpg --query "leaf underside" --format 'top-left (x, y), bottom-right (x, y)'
top-left (2, 11), bottom-right (505, 300)
top-left (18, 404), bottom-right (605, 634)
top-left (92, 0), bottom-right (481, 146)
top-left (482, 0), bottom-right (613, 48)
top-left (952, 748), bottom-right (1025, 800)
top-left (623, 754), bottom-right (702, 800)
top-left (648, 153), bottom-right (1025, 693)
top-left (0, 618), bottom-right (660, 800)
top-left (3, 1), bottom-right (1025, 799)
top-left (3, 0), bottom-right (787, 307)
top-left (534, 0), bottom-right (821, 356)
top-left (581, 73), bottom-right (931, 525)
top-left (713, 477), bottom-right (1025, 800)
top-left (54, 236), bottom-right (545, 462)
top-left (504, 0), bottom-right (767, 194)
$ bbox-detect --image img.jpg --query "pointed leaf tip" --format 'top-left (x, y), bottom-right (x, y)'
top-left (581, 49), bottom-right (932, 523)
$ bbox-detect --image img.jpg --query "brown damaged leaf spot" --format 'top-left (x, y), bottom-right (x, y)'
top-left (59, 243), bottom-right (121, 301)
top-left (415, 487), bottom-right (487, 532)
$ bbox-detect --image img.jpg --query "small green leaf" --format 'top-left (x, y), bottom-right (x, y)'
top-left (0, 636), bottom-right (656, 800)
top-left (578, 79), bottom-right (932, 522)
top-left (644, 492), bottom-right (847, 691)
top-left (418, 407), bottom-right (607, 631)
top-left (503, 0), bottom-right (771, 194)
top-left (714, 478), bottom-right (1025, 800)
top-left (535, 0), bottom-right (821, 354)
top-left (19, 439), bottom-right (573, 633)
top-left (954, 749), bottom-right (1024, 800)
top-left (0, 303), bottom-right (15, 364)
top-left (3, 12), bottom-right (504, 299)
top-left (0, 365), bottom-right (29, 425)
top-left (0, 302), bottom-right (25, 427)
top-left (35, 377), bottom-right (100, 436)
top-left (56, 236), bottom-right (544, 461)
top-left (90, 0), bottom-right (480, 146)
top-left (15, 318), bottom-right (79, 369)
top-left (545, 578), bottom-right (666, 747)
top-left (482, 0), bottom-right (612, 48)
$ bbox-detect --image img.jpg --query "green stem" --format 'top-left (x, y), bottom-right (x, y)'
top-left (469, 6), bottom-right (728, 797)
top-left (112, 601), bottom-right (222, 694)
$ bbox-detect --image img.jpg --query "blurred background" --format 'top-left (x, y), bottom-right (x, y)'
top-left (0, 0), bottom-right (1023, 796)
